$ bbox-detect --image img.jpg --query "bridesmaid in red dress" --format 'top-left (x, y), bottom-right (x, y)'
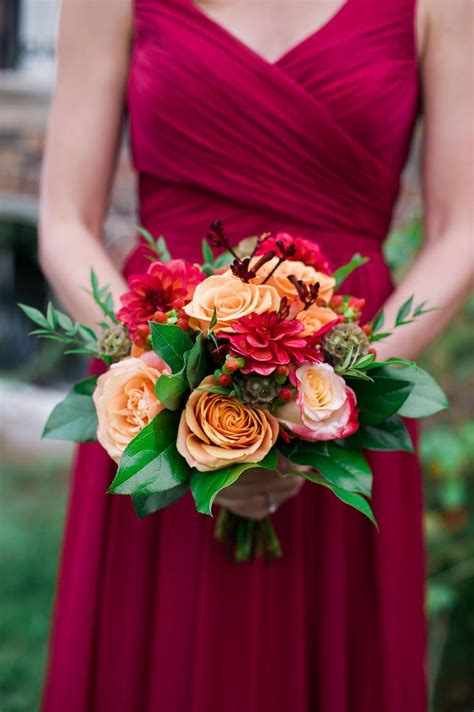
top-left (39, 0), bottom-right (472, 710)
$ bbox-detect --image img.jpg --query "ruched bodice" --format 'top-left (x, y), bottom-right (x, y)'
top-left (126, 0), bottom-right (420, 264)
top-left (42, 4), bottom-right (427, 711)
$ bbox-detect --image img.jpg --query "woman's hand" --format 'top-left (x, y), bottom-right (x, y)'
top-left (214, 455), bottom-right (310, 520)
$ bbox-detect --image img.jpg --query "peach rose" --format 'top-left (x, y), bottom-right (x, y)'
top-left (93, 351), bottom-right (171, 462)
top-left (183, 274), bottom-right (280, 332)
top-left (177, 376), bottom-right (279, 471)
top-left (276, 362), bottom-right (359, 441)
top-left (247, 257), bottom-right (335, 304)
top-left (296, 305), bottom-right (339, 337)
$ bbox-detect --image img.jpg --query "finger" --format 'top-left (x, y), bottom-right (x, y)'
top-left (224, 474), bottom-right (304, 497)
top-left (217, 495), bottom-right (271, 521)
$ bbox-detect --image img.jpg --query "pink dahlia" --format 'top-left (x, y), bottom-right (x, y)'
top-left (256, 232), bottom-right (331, 274)
top-left (117, 259), bottom-right (204, 337)
top-left (228, 311), bottom-right (322, 376)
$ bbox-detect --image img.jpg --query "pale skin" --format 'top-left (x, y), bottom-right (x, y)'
top-left (40, 0), bottom-right (473, 520)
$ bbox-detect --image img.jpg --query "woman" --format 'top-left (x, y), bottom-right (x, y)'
top-left (40, 0), bottom-right (472, 710)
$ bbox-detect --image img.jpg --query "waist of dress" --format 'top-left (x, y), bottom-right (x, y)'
top-left (129, 173), bottom-right (390, 267)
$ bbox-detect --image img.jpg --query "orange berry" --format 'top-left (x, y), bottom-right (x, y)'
top-left (152, 311), bottom-right (168, 324)
top-left (136, 323), bottom-right (151, 337)
top-left (134, 335), bottom-right (146, 348)
top-left (224, 357), bottom-right (239, 373)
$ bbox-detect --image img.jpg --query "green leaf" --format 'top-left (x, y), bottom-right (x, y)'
top-left (350, 368), bottom-right (413, 425)
top-left (380, 364), bottom-right (449, 418)
top-left (46, 302), bottom-right (58, 329)
top-left (18, 303), bottom-right (50, 329)
top-left (55, 310), bottom-right (74, 332)
top-left (76, 324), bottom-right (98, 343)
top-left (135, 224), bottom-right (157, 249)
top-left (156, 236), bottom-right (171, 262)
top-left (413, 300), bottom-right (438, 317)
top-left (347, 415), bottom-right (414, 453)
top-left (186, 334), bottom-right (210, 388)
top-left (367, 358), bottom-right (414, 370)
top-left (341, 369), bottom-right (374, 382)
top-left (371, 308), bottom-right (385, 334)
top-left (395, 295), bottom-right (414, 326)
top-left (196, 386), bottom-right (232, 395)
top-left (333, 253), bottom-right (369, 290)
top-left (149, 322), bottom-right (193, 373)
top-left (315, 479), bottom-right (378, 528)
top-left (279, 441), bottom-right (372, 497)
top-left (64, 347), bottom-right (99, 356)
top-left (208, 307), bottom-right (218, 330)
top-left (155, 362), bottom-right (189, 410)
top-left (190, 448), bottom-right (278, 515)
top-left (43, 376), bottom-right (98, 442)
top-left (202, 239), bottom-right (214, 265)
top-left (132, 484), bottom-right (188, 518)
top-left (353, 353), bottom-right (376, 370)
top-left (90, 270), bottom-right (117, 323)
top-left (109, 410), bottom-right (190, 495)
top-left (213, 250), bottom-right (235, 269)
top-left (370, 331), bottom-right (393, 342)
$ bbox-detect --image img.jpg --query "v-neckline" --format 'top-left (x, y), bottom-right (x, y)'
top-left (186, 0), bottom-right (352, 67)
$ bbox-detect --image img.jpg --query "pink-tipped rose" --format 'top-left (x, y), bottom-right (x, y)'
top-left (93, 352), bottom-right (171, 463)
top-left (276, 362), bottom-right (359, 441)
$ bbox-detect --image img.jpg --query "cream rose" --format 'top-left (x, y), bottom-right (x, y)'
top-left (276, 362), bottom-right (359, 441)
top-left (93, 352), bottom-right (171, 462)
top-left (296, 305), bottom-right (339, 337)
top-left (183, 274), bottom-right (280, 332)
top-left (177, 376), bottom-right (279, 471)
top-left (246, 257), bottom-right (335, 304)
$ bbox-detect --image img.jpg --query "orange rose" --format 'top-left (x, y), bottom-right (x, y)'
top-left (248, 257), bottom-right (335, 304)
top-left (183, 274), bottom-right (280, 332)
top-left (176, 376), bottom-right (279, 471)
top-left (93, 352), bottom-right (171, 463)
top-left (296, 305), bottom-right (339, 337)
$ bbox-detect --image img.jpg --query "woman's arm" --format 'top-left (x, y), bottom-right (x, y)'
top-left (375, 0), bottom-right (473, 362)
top-left (39, 0), bottom-right (132, 328)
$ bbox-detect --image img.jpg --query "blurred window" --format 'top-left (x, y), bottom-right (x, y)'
top-left (0, 0), bottom-right (20, 69)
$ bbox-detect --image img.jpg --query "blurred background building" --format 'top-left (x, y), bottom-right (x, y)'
top-left (0, 2), bottom-right (472, 711)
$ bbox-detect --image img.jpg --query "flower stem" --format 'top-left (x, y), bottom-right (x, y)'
top-left (214, 509), bottom-right (283, 562)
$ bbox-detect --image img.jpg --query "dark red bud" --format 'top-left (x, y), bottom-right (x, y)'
top-left (217, 373), bottom-right (232, 388)
top-left (278, 388), bottom-right (294, 402)
top-left (136, 323), bottom-right (151, 336)
top-left (152, 311), bottom-right (168, 324)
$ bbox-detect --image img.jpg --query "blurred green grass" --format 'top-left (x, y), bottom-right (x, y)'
top-left (0, 458), bottom-right (68, 712)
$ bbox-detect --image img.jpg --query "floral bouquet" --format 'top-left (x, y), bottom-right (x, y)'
top-left (20, 222), bottom-right (448, 561)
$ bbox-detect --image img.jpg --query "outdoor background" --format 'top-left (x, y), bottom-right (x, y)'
top-left (0, 2), bottom-right (473, 711)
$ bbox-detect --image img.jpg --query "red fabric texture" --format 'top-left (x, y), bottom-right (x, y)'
top-left (42, 0), bottom-right (426, 709)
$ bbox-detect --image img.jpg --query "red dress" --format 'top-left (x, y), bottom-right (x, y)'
top-left (42, 0), bottom-right (426, 709)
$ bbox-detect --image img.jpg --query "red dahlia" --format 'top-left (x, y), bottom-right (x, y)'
top-left (257, 232), bottom-right (331, 274)
top-left (117, 259), bottom-right (204, 337)
top-left (228, 312), bottom-right (322, 376)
